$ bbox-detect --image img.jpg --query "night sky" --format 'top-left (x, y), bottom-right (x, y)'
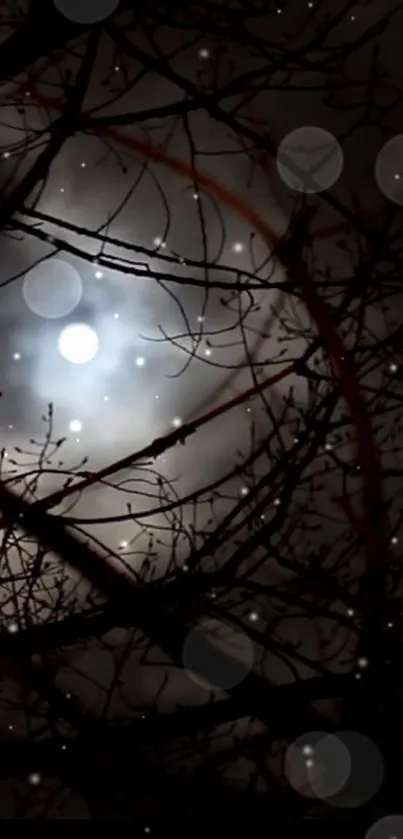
top-left (0, 0), bottom-right (402, 825)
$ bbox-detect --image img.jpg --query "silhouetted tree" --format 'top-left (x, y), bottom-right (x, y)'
top-left (0, 0), bottom-right (402, 828)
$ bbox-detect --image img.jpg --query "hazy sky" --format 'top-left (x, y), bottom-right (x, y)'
top-left (0, 0), bottom-right (402, 819)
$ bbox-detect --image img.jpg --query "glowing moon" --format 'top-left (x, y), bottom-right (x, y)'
top-left (58, 323), bottom-right (99, 365)
top-left (23, 259), bottom-right (82, 319)
top-left (69, 420), bottom-right (82, 433)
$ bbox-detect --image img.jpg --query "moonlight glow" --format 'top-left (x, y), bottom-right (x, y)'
top-left (69, 419), bottom-right (82, 433)
top-left (58, 323), bottom-right (99, 365)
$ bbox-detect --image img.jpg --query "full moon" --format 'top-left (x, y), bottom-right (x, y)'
top-left (58, 323), bottom-right (99, 365)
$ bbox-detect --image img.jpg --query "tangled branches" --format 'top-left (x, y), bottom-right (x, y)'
top-left (0, 0), bottom-right (402, 826)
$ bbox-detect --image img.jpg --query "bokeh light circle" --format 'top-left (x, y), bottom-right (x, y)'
top-left (58, 323), bottom-right (99, 365)
top-left (285, 731), bottom-right (351, 799)
top-left (23, 259), bottom-right (82, 319)
top-left (365, 815), bottom-right (403, 839)
top-left (276, 126), bottom-right (344, 193)
top-left (323, 730), bottom-right (385, 809)
top-left (53, 0), bottom-right (120, 24)
top-left (182, 618), bottom-right (254, 691)
top-left (375, 136), bottom-right (403, 206)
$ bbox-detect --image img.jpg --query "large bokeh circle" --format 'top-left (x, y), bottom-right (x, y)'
top-left (322, 730), bottom-right (385, 808)
top-left (365, 815), bottom-right (403, 839)
top-left (285, 731), bottom-right (351, 799)
top-left (375, 136), bottom-right (403, 206)
top-left (23, 259), bottom-right (82, 319)
top-left (53, 0), bottom-right (120, 25)
top-left (285, 730), bottom-right (384, 808)
top-left (182, 618), bottom-right (254, 692)
top-left (276, 126), bottom-right (344, 193)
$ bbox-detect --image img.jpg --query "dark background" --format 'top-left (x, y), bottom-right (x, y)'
top-left (0, 0), bottom-right (402, 829)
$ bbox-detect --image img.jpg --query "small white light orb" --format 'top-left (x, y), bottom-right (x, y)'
top-left (153, 236), bottom-right (166, 248)
top-left (13, 352), bottom-right (21, 360)
top-left (249, 611), bottom-right (259, 622)
top-left (95, 270), bottom-right (103, 279)
top-left (135, 356), bottom-right (145, 367)
top-left (198, 48), bottom-right (210, 59)
top-left (28, 773), bottom-right (41, 785)
top-left (58, 323), bottom-right (99, 365)
top-left (119, 540), bottom-right (128, 549)
top-left (8, 623), bottom-right (18, 633)
top-left (172, 417), bottom-right (182, 428)
top-left (232, 241), bottom-right (244, 253)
